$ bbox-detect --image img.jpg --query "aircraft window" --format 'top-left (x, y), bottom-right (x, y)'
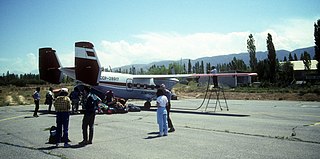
top-left (136, 83), bottom-right (140, 89)
top-left (127, 83), bottom-right (132, 88)
top-left (86, 51), bottom-right (95, 57)
top-left (144, 84), bottom-right (148, 89)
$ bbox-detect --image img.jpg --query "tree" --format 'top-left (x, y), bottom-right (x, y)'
top-left (229, 57), bottom-right (248, 71)
top-left (256, 59), bottom-right (270, 83)
top-left (147, 65), bottom-right (167, 75)
top-left (278, 61), bottom-right (294, 86)
top-left (200, 61), bottom-right (204, 74)
top-left (294, 53), bottom-right (298, 61)
top-left (288, 53), bottom-right (293, 61)
top-left (314, 19), bottom-right (320, 74)
top-left (247, 34), bottom-right (257, 72)
top-left (302, 51), bottom-right (311, 70)
top-left (188, 59), bottom-right (192, 73)
top-left (206, 63), bottom-right (211, 73)
top-left (168, 62), bottom-right (184, 74)
top-left (267, 33), bottom-right (277, 83)
top-left (283, 56), bottom-right (287, 62)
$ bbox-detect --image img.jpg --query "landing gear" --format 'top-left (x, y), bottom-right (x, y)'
top-left (144, 101), bottom-right (151, 110)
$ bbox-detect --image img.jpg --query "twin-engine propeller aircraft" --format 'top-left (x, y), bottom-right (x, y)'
top-left (39, 41), bottom-right (257, 109)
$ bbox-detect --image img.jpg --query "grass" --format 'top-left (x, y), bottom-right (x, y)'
top-left (1, 83), bottom-right (319, 106)
top-left (174, 81), bottom-right (320, 95)
top-left (0, 84), bottom-right (73, 106)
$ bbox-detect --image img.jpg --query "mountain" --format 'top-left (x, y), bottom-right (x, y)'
top-left (114, 46), bottom-right (315, 72)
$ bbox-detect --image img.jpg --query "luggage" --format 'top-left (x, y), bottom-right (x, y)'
top-left (48, 126), bottom-right (57, 144)
top-left (128, 104), bottom-right (141, 112)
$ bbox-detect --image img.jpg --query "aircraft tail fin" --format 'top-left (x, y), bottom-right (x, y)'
top-left (39, 48), bottom-right (63, 84)
top-left (75, 42), bottom-right (101, 86)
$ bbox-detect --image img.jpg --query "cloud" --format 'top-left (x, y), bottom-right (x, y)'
top-left (0, 53), bottom-right (38, 74)
top-left (1, 18), bottom-right (315, 74)
top-left (97, 18), bottom-right (315, 68)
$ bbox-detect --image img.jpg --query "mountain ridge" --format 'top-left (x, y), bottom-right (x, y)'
top-left (114, 46), bottom-right (315, 72)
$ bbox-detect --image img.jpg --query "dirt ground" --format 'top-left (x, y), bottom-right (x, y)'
top-left (175, 91), bottom-right (320, 102)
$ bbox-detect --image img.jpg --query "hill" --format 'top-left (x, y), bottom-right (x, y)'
top-left (115, 46), bottom-right (315, 72)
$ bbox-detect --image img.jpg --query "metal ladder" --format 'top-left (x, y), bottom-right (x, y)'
top-left (204, 86), bottom-right (229, 112)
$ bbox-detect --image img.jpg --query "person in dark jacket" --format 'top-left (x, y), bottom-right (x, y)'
top-left (79, 86), bottom-right (101, 145)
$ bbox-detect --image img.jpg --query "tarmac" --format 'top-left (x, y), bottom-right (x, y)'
top-left (0, 99), bottom-right (319, 159)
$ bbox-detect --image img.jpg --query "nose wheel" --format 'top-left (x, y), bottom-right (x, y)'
top-left (144, 101), bottom-right (151, 110)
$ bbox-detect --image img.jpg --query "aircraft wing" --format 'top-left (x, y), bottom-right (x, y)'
top-left (131, 72), bottom-right (257, 79)
top-left (192, 72), bottom-right (258, 77)
top-left (132, 74), bottom-right (193, 79)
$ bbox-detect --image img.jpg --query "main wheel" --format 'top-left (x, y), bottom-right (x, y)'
top-left (144, 101), bottom-right (151, 110)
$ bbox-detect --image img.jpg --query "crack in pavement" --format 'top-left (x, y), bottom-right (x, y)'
top-left (183, 125), bottom-right (320, 145)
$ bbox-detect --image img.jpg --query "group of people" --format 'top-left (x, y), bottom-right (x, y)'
top-left (31, 83), bottom-right (176, 147)
top-left (32, 86), bottom-right (101, 148)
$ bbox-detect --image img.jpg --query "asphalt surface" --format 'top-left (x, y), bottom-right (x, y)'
top-left (0, 99), bottom-right (319, 159)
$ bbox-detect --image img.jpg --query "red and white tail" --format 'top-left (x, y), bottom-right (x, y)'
top-left (39, 48), bottom-right (63, 84)
top-left (75, 42), bottom-right (101, 86)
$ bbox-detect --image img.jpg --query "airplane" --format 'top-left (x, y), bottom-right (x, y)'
top-left (39, 41), bottom-right (257, 109)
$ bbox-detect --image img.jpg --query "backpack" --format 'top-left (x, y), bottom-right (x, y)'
top-left (48, 126), bottom-right (57, 144)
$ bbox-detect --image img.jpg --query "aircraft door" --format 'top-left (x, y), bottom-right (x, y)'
top-left (126, 78), bottom-right (133, 91)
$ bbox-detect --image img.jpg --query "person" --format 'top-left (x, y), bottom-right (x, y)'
top-left (54, 88), bottom-right (71, 148)
top-left (32, 87), bottom-right (41, 117)
top-left (45, 87), bottom-right (54, 113)
top-left (160, 84), bottom-right (175, 132)
top-left (69, 87), bottom-right (81, 114)
top-left (210, 66), bottom-right (218, 88)
top-left (156, 89), bottom-right (168, 137)
top-left (79, 86), bottom-right (101, 145)
top-left (104, 90), bottom-right (116, 106)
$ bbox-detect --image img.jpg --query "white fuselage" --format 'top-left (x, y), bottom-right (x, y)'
top-left (92, 72), bottom-right (178, 101)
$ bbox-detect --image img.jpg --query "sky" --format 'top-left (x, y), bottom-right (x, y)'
top-left (0, 0), bottom-right (319, 74)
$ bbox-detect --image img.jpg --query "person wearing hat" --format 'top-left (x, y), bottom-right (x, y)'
top-left (54, 88), bottom-right (71, 148)
top-left (160, 84), bottom-right (175, 132)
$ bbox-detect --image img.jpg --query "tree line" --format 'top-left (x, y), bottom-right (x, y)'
top-left (0, 71), bottom-right (73, 87)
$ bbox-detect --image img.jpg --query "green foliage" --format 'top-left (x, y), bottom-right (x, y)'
top-left (169, 62), bottom-right (185, 74)
top-left (267, 33), bottom-right (277, 83)
top-left (302, 51), bottom-right (311, 70)
top-left (218, 57), bottom-right (248, 72)
top-left (288, 53), bottom-right (293, 61)
top-left (0, 72), bottom-right (46, 86)
top-left (188, 59), bottom-right (192, 73)
top-left (247, 34), bottom-right (257, 72)
top-left (294, 53), bottom-right (298, 61)
top-left (229, 57), bottom-right (248, 71)
top-left (147, 65), bottom-right (168, 75)
top-left (314, 19), bottom-right (320, 74)
top-left (278, 62), bottom-right (294, 86)
top-left (256, 59), bottom-right (270, 83)
top-left (0, 71), bottom-right (71, 86)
